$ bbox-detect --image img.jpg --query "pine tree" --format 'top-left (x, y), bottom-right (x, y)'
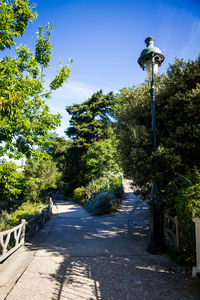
top-left (64, 90), bottom-right (116, 193)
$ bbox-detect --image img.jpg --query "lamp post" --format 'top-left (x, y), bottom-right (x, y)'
top-left (138, 37), bottom-right (166, 253)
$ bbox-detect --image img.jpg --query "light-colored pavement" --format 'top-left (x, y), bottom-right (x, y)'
top-left (0, 188), bottom-right (199, 300)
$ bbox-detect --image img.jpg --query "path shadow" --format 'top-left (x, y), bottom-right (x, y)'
top-left (24, 194), bottom-right (198, 300)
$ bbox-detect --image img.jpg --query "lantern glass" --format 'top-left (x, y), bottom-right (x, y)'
top-left (144, 59), bottom-right (158, 80)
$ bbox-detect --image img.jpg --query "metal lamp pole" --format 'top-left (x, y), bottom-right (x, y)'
top-left (138, 37), bottom-right (166, 254)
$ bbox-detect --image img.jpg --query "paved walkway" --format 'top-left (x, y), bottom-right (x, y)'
top-left (0, 189), bottom-right (199, 299)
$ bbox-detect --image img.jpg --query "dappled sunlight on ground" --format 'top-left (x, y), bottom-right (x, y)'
top-left (5, 191), bottom-right (200, 300)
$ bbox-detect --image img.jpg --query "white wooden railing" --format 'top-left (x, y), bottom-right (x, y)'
top-left (25, 199), bottom-right (53, 240)
top-left (0, 198), bottom-right (53, 263)
top-left (0, 219), bottom-right (26, 263)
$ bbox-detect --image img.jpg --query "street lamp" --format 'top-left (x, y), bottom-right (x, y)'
top-left (138, 37), bottom-right (165, 253)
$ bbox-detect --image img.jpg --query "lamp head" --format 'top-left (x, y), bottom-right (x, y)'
top-left (138, 37), bottom-right (164, 78)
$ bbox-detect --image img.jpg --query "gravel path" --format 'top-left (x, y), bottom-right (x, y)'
top-left (1, 182), bottom-right (199, 300)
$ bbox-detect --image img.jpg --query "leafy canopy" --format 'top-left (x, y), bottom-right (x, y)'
top-left (0, 161), bottom-right (24, 204)
top-left (64, 90), bottom-right (119, 193)
top-left (116, 56), bottom-right (200, 201)
top-left (66, 90), bottom-right (116, 149)
top-left (0, 0), bottom-right (37, 50)
top-left (84, 138), bottom-right (122, 180)
top-left (23, 149), bottom-right (61, 202)
top-left (0, 0), bottom-right (72, 158)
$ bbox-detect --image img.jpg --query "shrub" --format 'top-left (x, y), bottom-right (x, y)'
top-left (9, 201), bottom-right (46, 226)
top-left (73, 186), bottom-right (88, 205)
top-left (175, 169), bottom-right (200, 264)
top-left (117, 57), bottom-right (200, 200)
top-left (109, 176), bottom-right (124, 200)
top-left (84, 138), bottom-right (122, 181)
top-left (87, 177), bottom-right (110, 195)
top-left (0, 161), bottom-right (25, 208)
top-left (24, 151), bottom-right (61, 202)
top-left (87, 176), bottom-right (124, 199)
top-left (85, 176), bottom-right (124, 215)
top-left (0, 211), bottom-right (12, 231)
top-left (86, 190), bottom-right (117, 215)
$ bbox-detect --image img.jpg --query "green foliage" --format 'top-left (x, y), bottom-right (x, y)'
top-left (35, 23), bottom-right (53, 69)
top-left (71, 173), bottom-right (124, 215)
top-left (66, 90), bottom-right (116, 148)
top-left (116, 56), bottom-right (200, 263)
top-left (0, 1), bottom-right (72, 158)
top-left (41, 133), bottom-right (72, 172)
top-left (175, 169), bottom-right (200, 264)
top-left (85, 176), bottom-right (124, 215)
top-left (0, 0), bottom-right (37, 50)
top-left (24, 150), bottom-right (61, 202)
top-left (64, 145), bottom-right (85, 196)
top-left (0, 161), bottom-right (24, 206)
top-left (50, 59), bottom-right (72, 90)
top-left (176, 170), bottom-right (200, 218)
top-left (117, 56), bottom-right (200, 201)
top-left (84, 138), bottom-right (122, 180)
top-left (86, 190), bottom-right (117, 215)
top-left (0, 210), bottom-right (11, 231)
top-left (87, 176), bottom-right (112, 195)
top-left (87, 176), bottom-right (124, 199)
top-left (9, 201), bottom-right (45, 226)
top-left (0, 201), bottom-right (47, 231)
top-left (116, 84), bottom-right (154, 198)
top-left (64, 90), bottom-right (118, 191)
top-left (111, 177), bottom-right (124, 199)
top-left (73, 186), bottom-right (87, 205)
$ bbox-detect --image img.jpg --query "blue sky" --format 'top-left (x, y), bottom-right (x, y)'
top-left (8, 0), bottom-right (200, 136)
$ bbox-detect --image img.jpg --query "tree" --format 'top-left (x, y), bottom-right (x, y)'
top-left (66, 90), bottom-right (116, 149)
top-left (64, 90), bottom-right (117, 193)
top-left (42, 133), bottom-right (72, 172)
top-left (116, 84), bottom-right (153, 197)
top-left (116, 56), bottom-right (200, 203)
top-left (84, 138), bottom-right (122, 180)
top-left (23, 149), bottom-right (61, 202)
top-left (0, 161), bottom-right (25, 209)
top-left (0, 0), bottom-right (37, 51)
top-left (0, 0), bottom-right (72, 158)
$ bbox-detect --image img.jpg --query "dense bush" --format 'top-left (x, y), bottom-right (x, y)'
top-left (85, 176), bottom-right (124, 215)
top-left (110, 177), bottom-right (124, 199)
top-left (24, 150), bottom-right (62, 202)
top-left (0, 201), bottom-right (47, 231)
top-left (87, 176), bottom-right (124, 199)
top-left (84, 138), bottom-right (122, 180)
top-left (0, 1), bottom-right (71, 159)
top-left (10, 201), bottom-right (46, 226)
top-left (87, 177), bottom-right (112, 195)
top-left (0, 211), bottom-right (11, 231)
top-left (116, 57), bottom-right (200, 202)
top-left (73, 186), bottom-right (88, 205)
top-left (64, 91), bottom-right (120, 193)
top-left (115, 56), bottom-right (200, 265)
top-left (86, 190), bottom-right (117, 215)
top-left (0, 161), bottom-right (25, 210)
top-left (174, 169), bottom-right (200, 264)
